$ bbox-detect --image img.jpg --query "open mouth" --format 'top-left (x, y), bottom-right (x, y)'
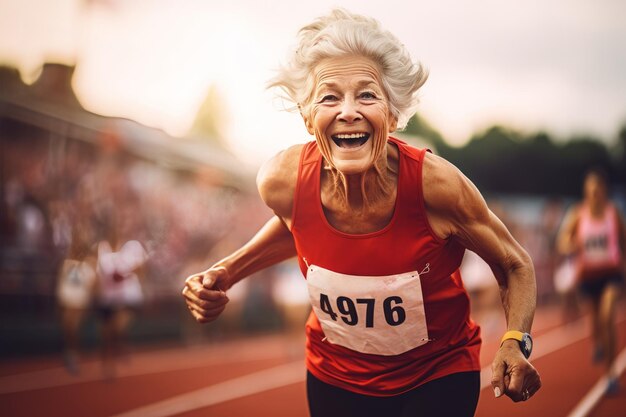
top-left (331, 132), bottom-right (371, 149)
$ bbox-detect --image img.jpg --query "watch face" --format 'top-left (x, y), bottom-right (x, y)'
top-left (521, 333), bottom-right (533, 358)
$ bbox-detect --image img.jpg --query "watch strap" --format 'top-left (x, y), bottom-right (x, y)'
top-left (500, 330), bottom-right (525, 345)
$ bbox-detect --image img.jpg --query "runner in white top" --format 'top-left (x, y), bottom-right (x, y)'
top-left (95, 216), bottom-right (148, 379)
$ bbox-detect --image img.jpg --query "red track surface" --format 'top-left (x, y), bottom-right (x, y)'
top-left (2, 302), bottom-right (625, 417)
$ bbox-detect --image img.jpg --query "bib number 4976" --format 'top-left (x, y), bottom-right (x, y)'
top-left (319, 293), bottom-right (406, 327)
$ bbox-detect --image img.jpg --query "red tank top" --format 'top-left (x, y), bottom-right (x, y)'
top-left (291, 137), bottom-right (481, 396)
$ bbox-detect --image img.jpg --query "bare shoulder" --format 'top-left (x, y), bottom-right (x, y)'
top-left (422, 152), bottom-right (488, 232)
top-left (256, 144), bottom-right (305, 221)
top-left (422, 152), bottom-right (462, 210)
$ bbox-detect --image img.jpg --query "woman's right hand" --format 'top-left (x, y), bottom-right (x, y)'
top-left (182, 266), bottom-right (230, 323)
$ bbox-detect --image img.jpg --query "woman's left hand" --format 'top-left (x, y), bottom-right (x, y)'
top-left (491, 340), bottom-right (542, 402)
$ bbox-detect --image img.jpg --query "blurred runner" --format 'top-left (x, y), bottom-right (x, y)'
top-left (95, 207), bottom-right (148, 379)
top-left (54, 185), bottom-right (99, 375)
top-left (557, 167), bottom-right (626, 395)
top-left (56, 246), bottom-right (97, 374)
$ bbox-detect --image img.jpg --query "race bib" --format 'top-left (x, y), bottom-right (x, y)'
top-left (307, 264), bottom-right (429, 356)
top-left (583, 233), bottom-right (611, 263)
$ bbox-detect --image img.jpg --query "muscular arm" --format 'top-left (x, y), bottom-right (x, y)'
top-left (423, 153), bottom-right (540, 401)
top-left (213, 215), bottom-right (297, 289)
top-left (182, 145), bottom-right (302, 323)
top-left (423, 153), bottom-right (536, 333)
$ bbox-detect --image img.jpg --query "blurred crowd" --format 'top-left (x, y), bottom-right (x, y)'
top-left (2, 124), bottom-right (251, 296)
top-left (1, 112), bottom-right (267, 371)
top-left (1, 63), bottom-right (282, 368)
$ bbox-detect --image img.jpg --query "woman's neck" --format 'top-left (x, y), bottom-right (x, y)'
top-left (324, 143), bottom-right (399, 211)
top-left (587, 198), bottom-right (607, 218)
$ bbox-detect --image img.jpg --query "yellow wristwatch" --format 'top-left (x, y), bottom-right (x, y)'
top-left (501, 330), bottom-right (533, 359)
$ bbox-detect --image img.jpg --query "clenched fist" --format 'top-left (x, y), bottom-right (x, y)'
top-left (491, 340), bottom-right (542, 402)
top-left (182, 266), bottom-right (231, 323)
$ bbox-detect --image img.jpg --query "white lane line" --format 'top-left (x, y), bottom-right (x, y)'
top-left (109, 360), bottom-right (305, 417)
top-left (566, 346), bottom-right (626, 417)
top-left (0, 346), bottom-right (292, 394)
top-left (479, 312), bottom-right (626, 391)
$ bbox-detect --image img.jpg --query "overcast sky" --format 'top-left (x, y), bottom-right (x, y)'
top-left (1, 0), bottom-right (625, 165)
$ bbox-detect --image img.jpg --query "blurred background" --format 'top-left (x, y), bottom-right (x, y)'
top-left (1, 0), bottom-right (625, 415)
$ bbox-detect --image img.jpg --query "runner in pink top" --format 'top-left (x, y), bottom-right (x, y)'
top-left (558, 168), bottom-right (626, 395)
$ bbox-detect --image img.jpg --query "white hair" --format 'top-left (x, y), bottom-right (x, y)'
top-left (268, 8), bottom-right (428, 130)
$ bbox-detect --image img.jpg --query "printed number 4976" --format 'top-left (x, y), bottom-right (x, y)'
top-left (319, 293), bottom-right (406, 327)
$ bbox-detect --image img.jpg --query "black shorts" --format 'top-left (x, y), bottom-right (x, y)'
top-left (579, 274), bottom-right (623, 299)
top-left (307, 370), bottom-right (480, 417)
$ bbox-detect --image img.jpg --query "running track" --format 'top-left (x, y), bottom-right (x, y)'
top-left (2, 302), bottom-right (625, 417)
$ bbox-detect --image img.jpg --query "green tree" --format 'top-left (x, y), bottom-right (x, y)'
top-left (613, 124), bottom-right (626, 184)
top-left (402, 114), bottom-right (622, 196)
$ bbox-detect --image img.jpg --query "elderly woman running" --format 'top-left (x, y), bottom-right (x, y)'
top-left (182, 9), bottom-right (541, 417)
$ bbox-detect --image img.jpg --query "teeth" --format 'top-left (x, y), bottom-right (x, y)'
top-left (334, 133), bottom-right (367, 139)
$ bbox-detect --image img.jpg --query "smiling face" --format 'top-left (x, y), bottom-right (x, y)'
top-left (301, 55), bottom-right (397, 175)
